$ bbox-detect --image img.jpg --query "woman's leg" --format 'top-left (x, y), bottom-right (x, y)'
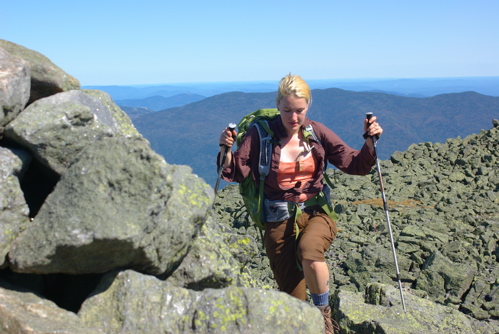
top-left (297, 212), bottom-right (339, 334)
top-left (296, 212), bottom-right (337, 301)
top-left (264, 218), bottom-right (307, 300)
top-left (302, 259), bottom-right (330, 294)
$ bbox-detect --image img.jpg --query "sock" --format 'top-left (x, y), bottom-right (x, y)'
top-left (311, 290), bottom-right (329, 307)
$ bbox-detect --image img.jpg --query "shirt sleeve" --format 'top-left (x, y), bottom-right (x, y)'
top-left (317, 122), bottom-right (375, 175)
top-left (217, 126), bottom-right (259, 183)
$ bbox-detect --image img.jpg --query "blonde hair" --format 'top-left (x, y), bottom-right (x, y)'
top-left (276, 74), bottom-right (312, 106)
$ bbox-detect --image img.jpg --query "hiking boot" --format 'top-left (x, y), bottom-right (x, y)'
top-left (320, 305), bottom-right (340, 334)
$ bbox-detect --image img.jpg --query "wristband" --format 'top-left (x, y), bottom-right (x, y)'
top-left (363, 132), bottom-right (379, 140)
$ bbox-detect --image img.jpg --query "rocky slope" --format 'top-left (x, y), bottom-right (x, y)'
top-left (1, 39), bottom-right (498, 333)
top-left (214, 119), bottom-right (499, 332)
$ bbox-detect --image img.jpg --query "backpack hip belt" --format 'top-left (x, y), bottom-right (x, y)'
top-left (263, 187), bottom-right (339, 224)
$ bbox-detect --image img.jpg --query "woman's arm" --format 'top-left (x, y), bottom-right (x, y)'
top-left (218, 126), bottom-right (236, 168)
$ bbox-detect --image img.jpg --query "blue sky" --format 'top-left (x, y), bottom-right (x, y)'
top-left (2, 0), bottom-right (498, 86)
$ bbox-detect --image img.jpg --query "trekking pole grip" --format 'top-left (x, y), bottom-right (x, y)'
top-left (364, 112), bottom-right (379, 141)
top-left (227, 123), bottom-right (237, 137)
top-left (221, 122), bottom-right (237, 163)
top-left (214, 122), bottom-right (237, 195)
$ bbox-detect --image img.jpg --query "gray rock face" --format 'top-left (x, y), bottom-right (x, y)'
top-left (0, 39), bottom-right (80, 104)
top-left (334, 283), bottom-right (498, 334)
top-left (0, 148), bottom-right (30, 267)
top-left (167, 213), bottom-right (275, 291)
top-left (416, 250), bottom-right (475, 301)
top-left (0, 279), bottom-right (104, 334)
top-left (4, 89), bottom-right (141, 175)
top-left (79, 270), bottom-right (324, 334)
top-left (0, 46), bottom-right (30, 130)
top-left (9, 136), bottom-right (213, 275)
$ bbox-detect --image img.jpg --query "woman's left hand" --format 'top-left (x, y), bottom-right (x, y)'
top-left (364, 115), bottom-right (383, 139)
top-left (364, 115), bottom-right (383, 155)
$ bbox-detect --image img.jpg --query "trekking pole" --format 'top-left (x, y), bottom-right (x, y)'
top-left (214, 123), bottom-right (236, 195)
top-left (366, 112), bottom-right (407, 313)
top-left (485, 282), bottom-right (499, 301)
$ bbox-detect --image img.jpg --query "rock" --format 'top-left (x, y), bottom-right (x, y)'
top-left (333, 283), bottom-right (499, 334)
top-left (0, 148), bottom-right (31, 267)
top-left (0, 39), bottom-right (80, 104)
top-left (4, 90), bottom-right (141, 176)
top-left (0, 47), bottom-right (31, 130)
top-left (82, 89), bottom-right (141, 138)
top-left (9, 137), bottom-right (213, 275)
top-left (78, 269), bottom-right (324, 334)
top-left (390, 151), bottom-right (405, 164)
top-left (449, 171), bottom-right (466, 182)
top-left (167, 213), bottom-right (273, 290)
top-left (416, 251), bottom-right (475, 301)
top-left (0, 279), bottom-right (104, 334)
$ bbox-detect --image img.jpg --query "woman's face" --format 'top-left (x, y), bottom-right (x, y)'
top-left (277, 94), bottom-right (309, 135)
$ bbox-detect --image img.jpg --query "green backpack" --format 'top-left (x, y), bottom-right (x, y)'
top-left (236, 108), bottom-right (280, 230)
top-left (236, 108), bottom-right (338, 231)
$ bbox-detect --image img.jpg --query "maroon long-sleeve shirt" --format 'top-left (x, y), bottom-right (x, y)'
top-left (219, 116), bottom-right (375, 201)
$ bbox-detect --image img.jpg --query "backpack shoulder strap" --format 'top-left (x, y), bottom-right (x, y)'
top-left (253, 120), bottom-right (273, 179)
top-left (304, 124), bottom-right (319, 144)
top-left (304, 124), bottom-right (335, 190)
top-left (252, 120), bottom-right (274, 228)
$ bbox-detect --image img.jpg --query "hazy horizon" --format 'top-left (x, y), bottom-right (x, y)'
top-left (4, 1), bottom-right (498, 86)
top-left (83, 75), bottom-right (499, 88)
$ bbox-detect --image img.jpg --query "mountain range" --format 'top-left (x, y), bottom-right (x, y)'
top-left (115, 93), bottom-right (206, 111)
top-left (84, 76), bottom-right (499, 101)
top-left (129, 88), bottom-right (499, 187)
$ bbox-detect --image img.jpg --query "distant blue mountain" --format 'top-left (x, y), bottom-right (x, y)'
top-left (130, 88), bottom-right (499, 187)
top-left (83, 81), bottom-right (279, 100)
top-left (84, 77), bottom-right (499, 103)
top-left (118, 106), bottom-right (155, 121)
top-left (307, 77), bottom-right (499, 97)
top-left (115, 93), bottom-right (205, 111)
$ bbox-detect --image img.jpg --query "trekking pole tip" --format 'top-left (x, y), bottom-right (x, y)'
top-left (485, 284), bottom-right (499, 301)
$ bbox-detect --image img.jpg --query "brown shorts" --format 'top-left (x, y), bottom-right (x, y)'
top-left (263, 210), bottom-right (337, 300)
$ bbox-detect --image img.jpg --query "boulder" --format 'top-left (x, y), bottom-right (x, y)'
top-left (0, 39), bottom-right (80, 104)
top-left (9, 137), bottom-right (213, 276)
top-left (0, 46), bottom-right (30, 130)
top-left (332, 283), bottom-right (499, 334)
top-left (0, 148), bottom-right (31, 267)
top-left (0, 279), bottom-right (104, 334)
top-left (167, 213), bottom-right (272, 290)
top-left (4, 89), bottom-right (141, 176)
top-left (416, 250), bottom-right (476, 303)
top-left (78, 269), bottom-right (324, 334)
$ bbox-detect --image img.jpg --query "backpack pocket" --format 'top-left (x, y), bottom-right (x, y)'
top-left (264, 199), bottom-right (292, 223)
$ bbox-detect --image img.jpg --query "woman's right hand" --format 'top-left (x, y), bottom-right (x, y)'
top-left (219, 127), bottom-right (237, 148)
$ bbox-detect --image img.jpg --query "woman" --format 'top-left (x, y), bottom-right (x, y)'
top-left (218, 74), bottom-right (383, 333)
